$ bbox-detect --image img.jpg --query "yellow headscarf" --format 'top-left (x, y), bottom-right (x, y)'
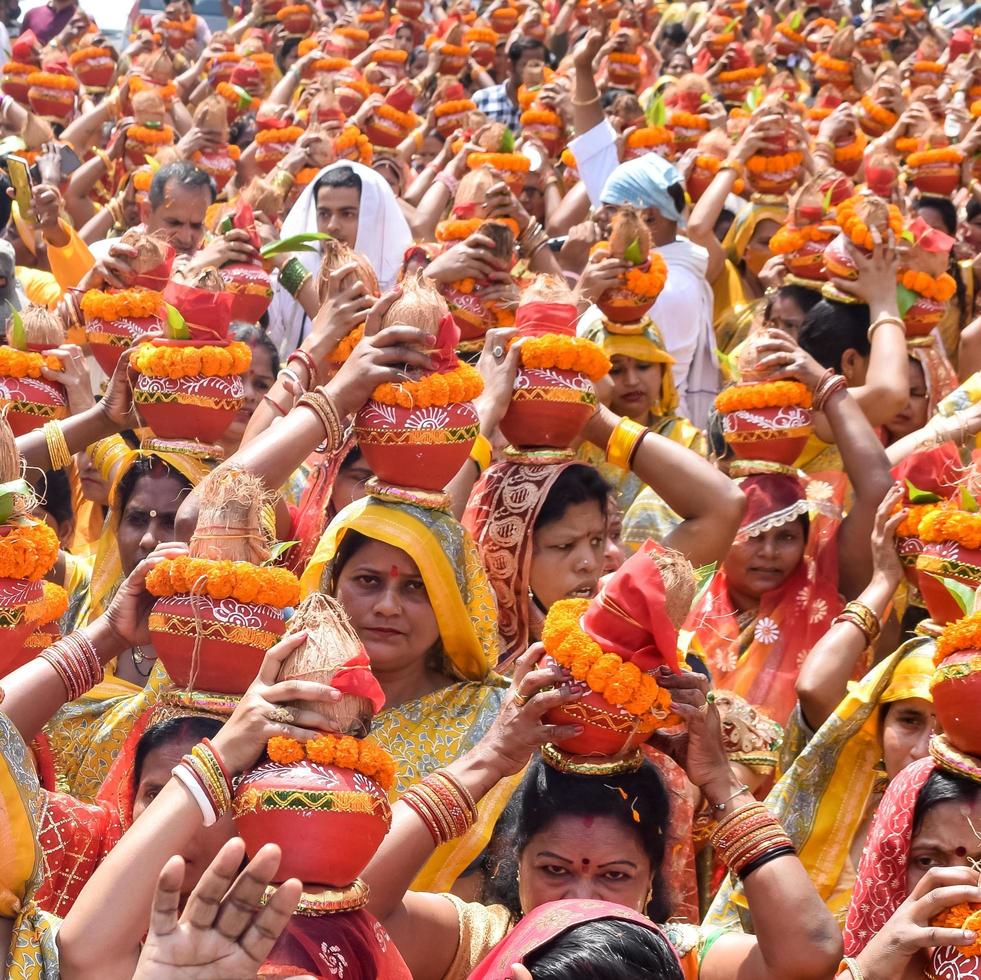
top-left (301, 493), bottom-right (501, 681)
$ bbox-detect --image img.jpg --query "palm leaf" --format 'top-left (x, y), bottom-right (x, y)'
top-left (7, 304), bottom-right (24, 351)
top-left (259, 232), bottom-right (331, 259)
top-left (164, 303), bottom-right (189, 340)
top-left (905, 478), bottom-right (940, 504)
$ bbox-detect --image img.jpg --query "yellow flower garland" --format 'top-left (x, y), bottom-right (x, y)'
top-left (266, 734), bottom-right (396, 790)
top-left (81, 287), bottom-right (163, 321)
top-left (514, 334), bottom-right (611, 381)
top-left (146, 555), bottom-right (300, 608)
top-left (131, 341), bottom-right (252, 379)
top-left (0, 348), bottom-right (61, 379)
top-left (919, 507), bottom-right (981, 551)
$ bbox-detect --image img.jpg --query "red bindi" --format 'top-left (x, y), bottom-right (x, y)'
top-left (957, 846), bottom-right (968, 857)
top-left (581, 816), bottom-right (594, 828)
top-left (389, 565), bottom-right (400, 579)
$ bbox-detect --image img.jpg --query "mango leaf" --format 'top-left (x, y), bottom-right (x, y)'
top-left (896, 283), bottom-right (918, 317)
top-left (789, 9), bottom-right (803, 29)
top-left (930, 574), bottom-right (975, 616)
top-left (0, 478), bottom-right (30, 525)
top-left (218, 214), bottom-right (234, 235)
top-left (623, 237), bottom-right (644, 265)
top-left (164, 303), bottom-right (189, 340)
top-left (700, 91), bottom-right (712, 103)
top-left (745, 81), bottom-right (764, 111)
top-left (6, 304), bottom-right (24, 351)
top-left (645, 93), bottom-right (666, 127)
top-left (961, 485), bottom-right (980, 513)
top-left (716, 347), bottom-right (740, 381)
top-left (900, 228), bottom-right (915, 243)
top-left (147, 156), bottom-right (161, 173)
top-left (231, 83), bottom-right (254, 110)
top-left (822, 184), bottom-right (834, 213)
top-left (905, 478), bottom-right (941, 504)
top-left (500, 127), bottom-right (516, 153)
top-left (265, 539), bottom-right (299, 564)
top-left (259, 232), bottom-right (331, 259)
top-left (692, 562), bottom-right (717, 608)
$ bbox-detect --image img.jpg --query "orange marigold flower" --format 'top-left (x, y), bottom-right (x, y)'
top-left (919, 507), bottom-right (981, 551)
top-left (145, 556), bottom-right (300, 608)
top-left (0, 521), bottom-right (59, 581)
top-left (370, 361), bottom-right (484, 408)
top-left (515, 334), bottom-right (611, 381)
top-left (715, 380), bottom-right (813, 413)
top-left (267, 736), bottom-right (305, 764)
top-left (131, 341), bottom-right (252, 379)
top-left (81, 287), bottom-right (164, 321)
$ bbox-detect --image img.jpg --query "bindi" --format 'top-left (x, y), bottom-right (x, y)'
top-left (580, 816), bottom-right (594, 829)
top-left (389, 565), bottom-right (400, 579)
top-left (957, 846), bottom-right (969, 858)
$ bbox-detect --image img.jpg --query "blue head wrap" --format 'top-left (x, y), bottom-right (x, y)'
top-left (599, 153), bottom-right (685, 224)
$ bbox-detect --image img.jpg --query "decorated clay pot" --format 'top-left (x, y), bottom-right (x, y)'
top-left (2, 66), bottom-right (31, 104)
top-left (521, 120), bottom-right (562, 156)
top-left (233, 759), bottom-right (391, 885)
top-left (897, 535), bottom-right (925, 588)
top-left (687, 160), bottom-right (720, 202)
top-left (279, 5), bottom-right (313, 34)
top-left (784, 239), bottom-right (828, 282)
top-left (149, 594), bottom-right (286, 694)
top-left (397, 0), bottom-right (424, 17)
top-left (442, 282), bottom-right (512, 343)
top-left (0, 373), bottom-right (67, 436)
top-left (222, 263), bottom-right (274, 323)
top-left (916, 541), bottom-right (981, 625)
top-left (354, 399), bottom-right (479, 492)
top-left (903, 295), bottom-right (946, 338)
top-left (470, 40), bottom-right (496, 67)
top-left (931, 649), bottom-right (981, 757)
top-left (541, 656), bottom-right (652, 757)
top-left (195, 151), bottom-right (238, 194)
top-left (822, 233), bottom-right (859, 281)
top-left (597, 280), bottom-right (655, 325)
top-left (0, 577), bottom-right (46, 672)
top-left (72, 54), bottom-right (114, 91)
top-left (932, 945), bottom-right (981, 979)
top-left (3, 620), bottom-right (58, 677)
top-left (133, 341), bottom-right (245, 444)
top-left (909, 162), bottom-right (961, 197)
top-left (364, 116), bottom-right (407, 149)
top-left (500, 367), bottom-right (597, 450)
top-left (721, 404), bottom-right (813, 466)
top-left (86, 314), bottom-right (162, 376)
top-left (746, 155), bottom-right (803, 197)
top-left (27, 79), bottom-right (76, 121)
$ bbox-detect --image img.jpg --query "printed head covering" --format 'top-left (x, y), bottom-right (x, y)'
top-left (600, 153), bottom-right (685, 223)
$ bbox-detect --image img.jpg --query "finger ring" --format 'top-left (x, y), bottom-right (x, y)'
top-left (513, 690), bottom-right (531, 707)
top-left (706, 691), bottom-right (716, 704)
top-left (268, 706), bottom-right (294, 724)
top-left (492, 344), bottom-right (505, 360)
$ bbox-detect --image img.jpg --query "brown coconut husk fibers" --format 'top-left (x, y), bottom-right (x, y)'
top-left (120, 229), bottom-right (171, 275)
top-left (173, 266), bottom-right (225, 291)
top-left (0, 409), bottom-right (31, 519)
top-left (655, 547), bottom-right (697, 629)
top-left (317, 239), bottom-right (379, 303)
top-left (382, 272), bottom-right (447, 333)
top-left (520, 273), bottom-right (576, 307)
top-left (188, 466), bottom-right (272, 564)
top-left (21, 304), bottom-right (64, 348)
top-left (280, 593), bottom-right (375, 735)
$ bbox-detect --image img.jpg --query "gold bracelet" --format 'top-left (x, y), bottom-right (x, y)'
top-left (867, 313), bottom-right (905, 342)
top-left (605, 417), bottom-right (647, 470)
top-left (298, 388), bottom-right (343, 449)
top-left (270, 169), bottom-right (295, 195)
top-left (571, 92), bottom-right (600, 107)
top-left (89, 434), bottom-right (130, 482)
top-left (43, 421), bottom-right (72, 470)
top-left (469, 433), bottom-right (492, 474)
top-left (720, 157), bottom-right (744, 177)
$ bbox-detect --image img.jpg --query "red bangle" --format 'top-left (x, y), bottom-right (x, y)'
top-left (263, 394), bottom-right (288, 416)
top-left (287, 349), bottom-right (319, 389)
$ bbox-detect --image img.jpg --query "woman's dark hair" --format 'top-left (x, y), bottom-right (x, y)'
top-left (535, 465), bottom-right (610, 531)
top-left (481, 757), bottom-right (673, 922)
top-left (706, 408), bottom-right (731, 461)
top-left (798, 298), bottom-right (871, 372)
top-left (231, 321), bottom-right (280, 374)
top-left (41, 468), bottom-right (73, 526)
top-left (133, 716), bottom-right (222, 788)
top-left (330, 528), bottom-right (370, 585)
top-left (967, 198), bottom-right (981, 224)
top-left (524, 919), bottom-right (684, 980)
top-left (114, 456), bottom-right (192, 513)
top-left (913, 768), bottom-right (981, 835)
top-left (276, 35), bottom-right (300, 74)
top-left (315, 165), bottom-right (362, 199)
top-left (339, 444), bottom-right (363, 470)
top-left (765, 283), bottom-right (822, 321)
top-left (916, 197), bottom-right (958, 237)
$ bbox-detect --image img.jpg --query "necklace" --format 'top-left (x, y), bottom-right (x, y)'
top-left (132, 645), bottom-right (157, 678)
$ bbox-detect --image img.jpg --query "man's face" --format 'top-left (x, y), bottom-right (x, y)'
top-left (510, 49), bottom-right (545, 85)
top-left (145, 180), bottom-right (212, 256)
top-left (315, 184), bottom-right (360, 247)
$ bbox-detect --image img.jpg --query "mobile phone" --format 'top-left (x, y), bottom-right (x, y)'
top-left (31, 144), bottom-right (83, 185)
top-left (6, 155), bottom-right (32, 216)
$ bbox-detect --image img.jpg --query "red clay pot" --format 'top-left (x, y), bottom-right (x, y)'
top-left (932, 649), bottom-right (981, 756)
top-left (149, 594), bottom-right (286, 695)
top-left (470, 42), bottom-right (496, 67)
top-left (397, 0), bottom-right (424, 16)
top-left (916, 541), bottom-right (981, 625)
top-left (0, 577), bottom-right (45, 673)
top-left (280, 8), bottom-right (313, 34)
top-left (747, 161), bottom-right (803, 197)
top-left (687, 162), bottom-right (720, 203)
top-left (897, 535), bottom-right (925, 588)
top-left (721, 403), bottom-right (813, 466)
top-left (86, 314), bottom-right (162, 376)
top-left (932, 944), bottom-right (981, 978)
top-left (785, 240), bottom-right (829, 282)
top-left (222, 264), bottom-right (273, 323)
top-left (0, 373), bottom-right (67, 436)
top-left (2, 619), bottom-right (58, 677)
top-left (195, 151), bottom-right (237, 194)
top-left (521, 121), bottom-right (562, 157)
top-left (234, 759), bottom-right (391, 886)
top-left (2, 72), bottom-right (30, 105)
top-left (74, 57), bottom-right (114, 91)
top-left (355, 399), bottom-right (479, 491)
top-left (597, 279), bottom-right (656, 325)
top-left (27, 88), bottom-right (74, 121)
top-left (500, 367), bottom-right (597, 450)
top-left (910, 165), bottom-right (961, 197)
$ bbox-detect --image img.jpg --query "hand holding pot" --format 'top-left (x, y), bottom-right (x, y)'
top-left (830, 233), bottom-right (899, 306)
top-left (753, 327), bottom-right (828, 390)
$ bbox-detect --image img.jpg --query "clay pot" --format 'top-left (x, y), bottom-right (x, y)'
top-left (149, 594), bottom-right (286, 695)
top-left (916, 541), bottom-right (981, 625)
top-left (234, 759), bottom-right (391, 885)
top-left (500, 367), bottom-right (597, 450)
top-left (521, 121), bottom-right (561, 156)
top-left (222, 264), bottom-right (274, 323)
top-left (597, 276), bottom-right (656, 325)
top-left (707, 34), bottom-right (735, 58)
top-left (540, 656), bottom-right (652, 757)
top-left (608, 61), bottom-right (641, 89)
top-left (897, 535), bottom-right (925, 588)
top-left (364, 117), bottom-right (406, 149)
top-left (280, 7), bottom-right (313, 34)
top-left (909, 163), bottom-right (961, 197)
top-left (3, 620), bottom-right (58, 677)
top-left (470, 41), bottom-right (496, 67)
top-left (0, 371), bottom-right (67, 436)
top-left (746, 157), bottom-right (803, 197)
top-left (932, 945), bottom-right (981, 979)
top-left (354, 399), bottom-right (479, 492)
top-left (687, 161), bottom-right (720, 202)
top-left (903, 295), bottom-right (946, 338)
top-left (86, 314), bottom-right (162, 376)
top-left (784, 240), bottom-right (829, 282)
top-left (27, 85), bottom-right (74, 121)
top-left (195, 151), bottom-right (238, 194)
top-left (0, 577), bottom-right (46, 673)
top-left (931, 649), bottom-right (981, 756)
top-left (74, 56), bottom-right (115, 91)
top-left (721, 403), bottom-right (813, 466)
top-left (397, 0), bottom-right (424, 17)
top-left (2, 70), bottom-right (30, 105)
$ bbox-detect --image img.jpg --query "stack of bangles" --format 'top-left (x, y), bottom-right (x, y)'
top-left (298, 386), bottom-right (345, 451)
top-left (606, 417), bottom-right (648, 470)
top-left (710, 801), bottom-right (796, 881)
top-left (171, 738), bottom-right (233, 827)
top-left (40, 631), bottom-right (103, 701)
top-left (812, 369), bottom-right (847, 412)
top-left (469, 433), bottom-right (493, 474)
top-left (279, 256), bottom-right (312, 298)
top-left (402, 769), bottom-right (479, 846)
top-left (43, 420), bottom-right (72, 470)
top-left (518, 219), bottom-right (549, 260)
top-left (832, 599), bottom-right (881, 646)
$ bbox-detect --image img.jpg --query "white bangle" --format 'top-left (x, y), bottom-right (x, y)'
top-left (172, 764), bottom-right (218, 827)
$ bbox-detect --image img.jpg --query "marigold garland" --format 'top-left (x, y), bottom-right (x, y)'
top-left (81, 287), bottom-right (163, 321)
top-left (27, 71), bottom-right (79, 91)
top-left (919, 507), bottom-right (981, 551)
top-left (266, 734), bottom-right (396, 790)
top-left (255, 125), bottom-right (305, 145)
top-left (0, 521), bottom-right (59, 580)
top-left (2, 62), bottom-right (32, 77)
top-left (127, 123), bottom-right (174, 146)
top-left (294, 167), bottom-right (319, 187)
top-left (895, 501), bottom-right (940, 538)
top-left (69, 46), bottom-right (114, 66)
top-left (329, 325), bottom-right (364, 363)
top-left (334, 126), bottom-right (372, 164)
top-left (715, 380), bottom-right (813, 413)
top-left (28, 580), bottom-right (68, 626)
top-left (131, 341), bottom-right (252, 379)
top-left (337, 26), bottom-right (370, 41)
top-left (930, 904), bottom-right (981, 955)
top-left (718, 65), bottom-right (766, 83)
top-left (907, 147), bottom-right (964, 168)
top-left (626, 126), bottom-right (673, 149)
top-left (520, 107), bottom-right (562, 128)
top-left (669, 110), bottom-right (709, 131)
top-left (834, 131), bottom-right (867, 163)
top-left (835, 196), bottom-right (905, 251)
top-left (859, 94), bottom-right (897, 127)
top-left (145, 555), bottom-right (300, 607)
top-left (541, 598), bottom-right (675, 725)
top-left (374, 102), bottom-right (418, 130)
top-left (608, 51), bottom-right (641, 65)
top-left (0, 348), bottom-right (61, 379)
top-left (371, 361), bottom-right (484, 409)
top-left (895, 136), bottom-right (922, 156)
top-left (746, 151), bottom-right (805, 174)
top-left (435, 98), bottom-right (476, 117)
top-left (625, 254), bottom-right (668, 299)
top-left (313, 57), bottom-right (353, 74)
top-left (217, 81), bottom-right (260, 112)
top-left (435, 216), bottom-right (520, 242)
top-left (466, 151), bottom-right (530, 173)
top-left (513, 334), bottom-right (611, 381)
top-left (935, 612), bottom-right (981, 664)
top-left (372, 48), bottom-right (408, 63)
top-left (775, 22), bottom-right (805, 44)
top-left (769, 224), bottom-right (834, 254)
top-left (899, 268), bottom-right (957, 302)
top-left (464, 26), bottom-right (499, 43)
top-left (128, 77), bottom-right (178, 102)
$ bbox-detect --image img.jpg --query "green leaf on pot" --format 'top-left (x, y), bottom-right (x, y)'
top-left (259, 232), bottom-right (331, 259)
top-left (6, 304), bottom-right (24, 351)
top-left (645, 93), bottom-right (666, 127)
top-left (746, 82), bottom-right (764, 111)
top-left (231, 83), bottom-right (254, 111)
top-left (931, 574), bottom-right (975, 615)
top-left (838, 15), bottom-right (848, 26)
top-left (692, 562), bottom-right (717, 607)
top-left (900, 229), bottom-right (915, 243)
top-left (905, 479), bottom-right (941, 503)
top-left (218, 214), bottom-right (234, 235)
top-left (896, 283), bottom-right (917, 317)
top-left (623, 237), bottom-right (644, 265)
top-left (716, 347), bottom-right (740, 381)
top-left (265, 539), bottom-right (299, 564)
top-left (961, 485), bottom-right (980, 513)
top-left (0, 478), bottom-right (30, 525)
top-left (164, 303), bottom-right (189, 340)
top-left (700, 91), bottom-right (712, 103)
top-left (789, 9), bottom-right (803, 29)
top-left (822, 185), bottom-right (834, 213)
top-left (501, 127), bottom-right (516, 153)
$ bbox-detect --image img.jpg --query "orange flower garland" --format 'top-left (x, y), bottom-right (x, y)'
top-left (372, 48), bottom-right (409, 64)
top-left (718, 65), bottom-right (766, 83)
top-left (375, 102), bottom-right (418, 131)
top-left (312, 57), bottom-right (353, 74)
top-left (329, 325), bottom-right (364, 363)
top-left (217, 81), bottom-right (260, 112)
top-left (520, 107), bottom-right (562, 129)
top-left (27, 71), bottom-right (79, 91)
top-left (896, 501), bottom-right (940, 538)
top-left (899, 269), bottom-right (957, 302)
top-left (81, 287), bottom-right (163, 320)
top-left (0, 521), bottom-right (59, 580)
top-left (769, 224), bottom-right (834, 254)
top-left (775, 22), bottom-right (805, 45)
top-left (371, 361), bottom-right (484, 409)
top-left (918, 507), bottom-right (981, 551)
top-left (334, 126), bottom-right (372, 164)
top-left (715, 380), bottom-right (813, 413)
top-left (860, 94), bottom-right (897, 128)
top-left (267, 734), bottom-right (396, 790)
top-left (69, 46), bottom-right (114, 67)
top-left (746, 151), bottom-right (805, 174)
top-left (126, 123), bottom-right (174, 147)
top-left (0, 348), bottom-right (61, 379)
top-left (513, 335), bottom-right (611, 381)
top-left (435, 98), bottom-right (476, 119)
top-left (27, 580), bottom-right (68, 626)
top-left (834, 130), bottom-right (868, 164)
top-left (934, 611), bottom-right (981, 664)
top-left (930, 904), bottom-right (981, 956)
top-left (146, 555), bottom-right (301, 607)
top-left (907, 147), bottom-right (964, 168)
top-left (128, 77), bottom-right (178, 103)
top-left (625, 253), bottom-right (668, 300)
top-left (131, 341), bottom-right (251, 379)
top-left (466, 151), bottom-right (531, 173)
top-left (255, 125), bottom-right (305, 146)
top-left (541, 598), bottom-right (676, 725)
top-left (626, 127), bottom-right (674, 150)
top-left (669, 110), bottom-right (709, 132)
top-left (835, 196), bottom-right (905, 250)
top-left (435, 216), bottom-right (520, 242)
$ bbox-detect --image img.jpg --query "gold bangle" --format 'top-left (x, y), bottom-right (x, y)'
top-left (469, 433), bottom-right (492, 474)
top-left (570, 92), bottom-right (600, 107)
top-left (298, 388), bottom-right (343, 449)
top-left (89, 434), bottom-right (130, 482)
top-left (43, 421), bottom-right (72, 470)
top-left (605, 417), bottom-right (647, 470)
top-left (867, 314), bottom-right (905, 342)
top-left (720, 157), bottom-right (744, 177)
top-left (270, 169), bottom-right (295, 195)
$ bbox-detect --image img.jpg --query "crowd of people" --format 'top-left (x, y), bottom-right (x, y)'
top-left (4, 0), bottom-right (981, 976)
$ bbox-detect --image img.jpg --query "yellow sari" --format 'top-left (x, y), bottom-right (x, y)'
top-left (704, 638), bottom-right (934, 930)
top-left (301, 493), bottom-right (515, 891)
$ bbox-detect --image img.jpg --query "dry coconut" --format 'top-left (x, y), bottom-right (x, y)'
top-left (0, 409), bottom-right (20, 484)
top-left (654, 547), bottom-right (698, 629)
top-left (480, 221), bottom-right (515, 263)
top-left (21, 304), bottom-right (64, 347)
top-left (189, 466), bottom-right (272, 564)
top-left (454, 166), bottom-right (497, 216)
top-left (173, 266), bottom-right (226, 291)
top-left (132, 90), bottom-right (168, 126)
top-left (241, 176), bottom-right (285, 223)
top-left (317, 239), bottom-right (379, 302)
top-left (279, 593), bottom-right (375, 735)
top-left (140, 48), bottom-right (175, 82)
top-left (120, 229), bottom-right (171, 274)
top-left (608, 208), bottom-right (651, 265)
top-left (381, 273), bottom-right (447, 333)
top-left (520, 273), bottom-right (576, 306)
top-left (193, 95), bottom-right (230, 141)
